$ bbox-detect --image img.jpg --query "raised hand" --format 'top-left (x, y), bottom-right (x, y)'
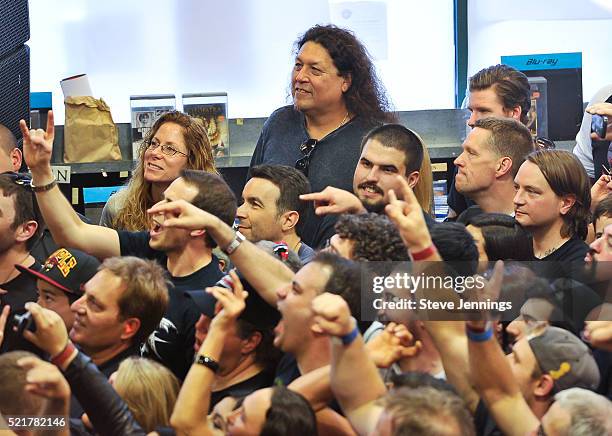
top-left (385, 175), bottom-right (432, 251)
top-left (18, 355), bottom-right (71, 401)
top-left (19, 110), bottom-right (55, 173)
top-left (300, 186), bottom-right (366, 216)
top-left (206, 269), bottom-right (248, 332)
top-left (366, 322), bottom-right (422, 368)
top-left (590, 173), bottom-right (612, 212)
top-left (311, 292), bottom-right (354, 337)
top-left (584, 303), bottom-right (612, 351)
top-left (22, 302), bottom-right (69, 357)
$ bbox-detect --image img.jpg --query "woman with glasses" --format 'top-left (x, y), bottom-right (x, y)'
top-left (100, 111), bottom-right (218, 231)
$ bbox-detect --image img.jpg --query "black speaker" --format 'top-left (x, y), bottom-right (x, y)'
top-left (0, 0), bottom-right (29, 58)
top-left (0, 0), bottom-right (30, 142)
top-left (0, 45), bottom-right (30, 142)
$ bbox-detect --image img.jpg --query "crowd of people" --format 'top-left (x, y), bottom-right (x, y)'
top-left (1, 23), bottom-right (612, 436)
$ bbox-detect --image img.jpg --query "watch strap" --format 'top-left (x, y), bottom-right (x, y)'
top-left (31, 178), bottom-right (58, 193)
top-left (223, 231), bottom-right (245, 255)
top-left (195, 354), bottom-right (220, 373)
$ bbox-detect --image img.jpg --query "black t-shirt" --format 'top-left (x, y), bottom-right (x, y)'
top-left (118, 230), bottom-right (224, 380)
top-left (0, 262), bottom-right (42, 355)
top-left (541, 238), bottom-right (589, 263)
top-left (69, 345), bottom-right (139, 419)
top-left (210, 369), bottom-right (275, 411)
top-left (456, 205), bottom-right (485, 224)
top-left (536, 238), bottom-right (589, 280)
top-left (273, 353), bottom-right (301, 387)
top-left (473, 400), bottom-right (503, 436)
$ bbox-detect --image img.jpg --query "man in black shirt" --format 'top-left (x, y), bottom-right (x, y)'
top-left (186, 270), bottom-right (280, 410)
top-left (0, 174), bottom-right (41, 354)
top-left (453, 117), bottom-right (534, 222)
top-left (20, 113), bottom-right (237, 379)
top-left (20, 256), bottom-right (168, 418)
top-left (514, 150), bottom-right (591, 279)
top-left (301, 123), bottom-right (436, 228)
top-left (448, 64), bottom-right (532, 219)
top-left (17, 247), bottom-right (100, 331)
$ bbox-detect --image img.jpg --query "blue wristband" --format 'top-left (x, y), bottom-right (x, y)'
top-left (466, 326), bottom-right (494, 342)
top-left (341, 322), bottom-right (360, 346)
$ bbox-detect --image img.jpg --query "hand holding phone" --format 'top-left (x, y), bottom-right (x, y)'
top-left (587, 102), bottom-right (612, 140)
top-left (592, 114), bottom-right (609, 139)
top-left (13, 311), bottom-right (37, 336)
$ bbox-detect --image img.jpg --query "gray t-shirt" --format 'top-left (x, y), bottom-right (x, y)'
top-left (99, 189), bottom-right (126, 228)
top-left (249, 105), bottom-right (379, 248)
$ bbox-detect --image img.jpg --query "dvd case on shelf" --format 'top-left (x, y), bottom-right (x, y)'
top-left (182, 93), bottom-right (229, 157)
top-left (526, 77), bottom-right (548, 139)
top-left (130, 94), bottom-right (176, 159)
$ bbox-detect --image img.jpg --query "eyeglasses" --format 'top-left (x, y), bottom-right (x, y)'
top-left (535, 137), bottom-right (556, 150)
top-left (295, 139), bottom-right (318, 176)
top-left (145, 139), bottom-right (189, 157)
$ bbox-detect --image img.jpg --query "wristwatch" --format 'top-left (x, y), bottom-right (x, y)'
top-left (31, 178), bottom-right (57, 192)
top-left (222, 231), bottom-right (245, 255)
top-left (195, 355), bottom-right (220, 373)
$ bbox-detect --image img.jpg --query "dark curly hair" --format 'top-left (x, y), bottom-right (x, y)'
top-left (294, 24), bottom-right (395, 124)
top-left (335, 213), bottom-right (409, 261)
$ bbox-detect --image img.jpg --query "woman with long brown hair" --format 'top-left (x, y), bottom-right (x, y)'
top-left (100, 111), bottom-right (218, 231)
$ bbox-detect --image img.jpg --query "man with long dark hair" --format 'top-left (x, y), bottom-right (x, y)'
top-left (249, 24), bottom-right (394, 249)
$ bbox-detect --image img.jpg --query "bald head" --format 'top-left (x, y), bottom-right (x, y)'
top-left (0, 124), bottom-right (22, 172)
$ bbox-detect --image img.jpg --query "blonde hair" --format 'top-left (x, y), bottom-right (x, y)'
top-left (113, 111), bottom-right (219, 231)
top-left (114, 357), bottom-right (180, 432)
top-left (414, 142), bottom-right (433, 215)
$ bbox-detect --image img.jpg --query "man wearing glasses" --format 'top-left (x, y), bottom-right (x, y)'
top-left (249, 24), bottom-right (394, 249)
top-left (19, 113), bottom-right (236, 381)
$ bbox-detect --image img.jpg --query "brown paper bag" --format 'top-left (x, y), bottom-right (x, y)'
top-left (63, 96), bottom-right (122, 162)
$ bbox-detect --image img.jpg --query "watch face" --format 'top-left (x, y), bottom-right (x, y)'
top-left (196, 355), bottom-right (219, 372)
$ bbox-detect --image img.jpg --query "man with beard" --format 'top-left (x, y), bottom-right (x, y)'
top-left (146, 198), bottom-right (361, 386)
top-left (20, 114), bottom-right (236, 380)
top-left (0, 174), bottom-right (41, 354)
top-left (301, 124), bottom-right (435, 226)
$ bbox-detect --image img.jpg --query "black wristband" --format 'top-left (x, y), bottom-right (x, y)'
top-left (195, 354), bottom-right (220, 373)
